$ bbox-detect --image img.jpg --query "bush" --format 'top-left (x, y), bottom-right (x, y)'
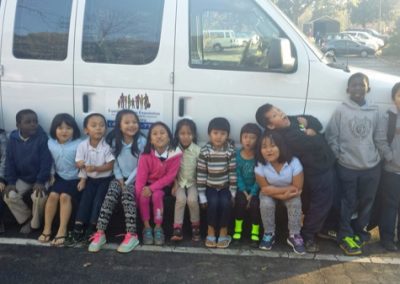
top-left (382, 18), bottom-right (400, 56)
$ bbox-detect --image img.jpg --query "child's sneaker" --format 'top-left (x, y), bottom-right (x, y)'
top-left (305, 239), bottom-right (320, 253)
top-left (143, 227), bottom-right (154, 245)
top-left (287, 234), bottom-right (306, 255)
top-left (117, 233), bottom-right (139, 253)
top-left (192, 226), bottom-right (201, 242)
top-left (170, 227), bottom-right (183, 241)
top-left (154, 227), bottom-right (165, 246)
top-left (88, 231), bottom-right (106, 252)
top-left (317, 229), bottom-right (337, 241)
top-left (340, 236), bottom-right (362, 256)
top-left (353, 235), bottom-right (366, 248)
top-left (259, 233), bottom-right (275, 250)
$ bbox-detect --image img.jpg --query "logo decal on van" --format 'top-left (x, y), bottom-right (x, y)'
top-left (117, 92), bottom-right (151, 110)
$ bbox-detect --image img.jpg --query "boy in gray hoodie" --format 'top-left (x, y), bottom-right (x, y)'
top-left (376, 82), bottom-right (400, 252)
top-left (325, 73), bottom-right (382, 256)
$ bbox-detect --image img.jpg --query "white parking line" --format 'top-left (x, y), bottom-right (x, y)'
top-left (1, 237), bottom-right (400, 265)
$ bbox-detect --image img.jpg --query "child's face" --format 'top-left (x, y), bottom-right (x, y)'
top-left (209, 129), bottom-right (228, 149)
top-left (85, 116), bottom-right (106, 140)
top-left (241, 132), bottom-right (258, 151)
top-left (56, 122), bottom-right (74, 144)
top-left (265, 107), bottom-right (290, 129)
top-left (347, 76), bottom-right (369, 104)
top-left (261, 137), bottom-right (280, 163)
top-left (18, 113), bottom-right (38, 138)
top-left (120, 113), bottom-right (139, 138)
top-left (178, 124), bottom-right (193, 148)
top-left (393, 89), bottom-right (400, 111)
top-left (150, 125), bottom-right (170, 152)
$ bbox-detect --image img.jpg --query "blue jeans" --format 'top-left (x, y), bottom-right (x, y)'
top-left (75, 176), bottom-right (113, 225)
top-left (206, 187), bottom-right (232, 228)
top-left (337, 164), bottom-right (381, 241)
top-left (379, 170), bottom-right (400, 242)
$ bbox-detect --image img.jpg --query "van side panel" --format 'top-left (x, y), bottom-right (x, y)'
top-left (0, 0), bottom-right (5, 128)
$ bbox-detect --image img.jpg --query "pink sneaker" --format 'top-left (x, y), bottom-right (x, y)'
top-left (117, 233), bottom-right (140, 253)
top-left (88, 231), bottom-right (106, 252)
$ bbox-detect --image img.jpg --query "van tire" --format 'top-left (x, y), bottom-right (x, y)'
top-left (360, 50), bottom-right (368, 58)
top-left (213, 43), bottom-right (223, 52)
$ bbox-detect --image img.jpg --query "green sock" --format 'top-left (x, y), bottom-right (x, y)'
top-left (251, 224), bottom-right (260, 241)
top-left (233, 219), bottom-right (243, 240)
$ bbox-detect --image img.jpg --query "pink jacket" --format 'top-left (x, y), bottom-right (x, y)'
top-left (136, 148), bottom-right (182, 192)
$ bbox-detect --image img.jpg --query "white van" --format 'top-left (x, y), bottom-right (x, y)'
top-left (203, 29), bottom-right (237, 51)
top-left (0, 0), bottom-right (399, 144)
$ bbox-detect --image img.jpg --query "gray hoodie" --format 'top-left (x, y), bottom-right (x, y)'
top-left (325, 98), bottom-right (382, 170)
top-left (376, 106), bottom-right (400, 174)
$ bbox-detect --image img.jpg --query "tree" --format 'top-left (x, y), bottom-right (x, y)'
top-left (350, 0), bottom-right (398, 27)
top-left (272, 0), bottom-right (315, 25)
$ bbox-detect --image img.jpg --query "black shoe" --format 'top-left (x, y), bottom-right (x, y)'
top-left (317, 229), bottom-right (337, 241)
top-left (64, 230), bottom-right (84, 247)
top-left (305, 239), bottom-right (320, 253)
top-left (381, 241), bottom-right (398, 252)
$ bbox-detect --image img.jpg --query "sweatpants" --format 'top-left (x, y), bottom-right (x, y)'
top-left (97, 179), bottom-right (137, 234)
top-left (136, 186), bottom-right (165, 225)
top-left (173, 185), bottom-right (200, 227)
top-left (234, 191), bottom-right (260, 225)
top-left (3, 179), bottom-right (47, 229)
top-left (206, 187), bottom-right (232, 228)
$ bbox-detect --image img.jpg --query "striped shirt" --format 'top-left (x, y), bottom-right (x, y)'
top-left (197, 142), bottom-right (237, 204)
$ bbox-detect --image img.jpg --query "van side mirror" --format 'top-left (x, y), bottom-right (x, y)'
top-left (267, 38), bottom-right (295, 71)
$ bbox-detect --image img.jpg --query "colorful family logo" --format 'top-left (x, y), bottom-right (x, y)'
top-left (117, 93), bottom-right (151, 110)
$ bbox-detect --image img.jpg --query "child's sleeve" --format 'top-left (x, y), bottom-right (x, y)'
top-left (113, 158), bottom-right (123, 180)
top-left (197, 150), bottom-right (208, 204)
top-left (36, 136), bottom-right (52, 184)
top-left (149, 153), bottom-right (182, 192)
top-left (75, 142), bottom-right (87, 178)
top-left (5, 139), bottom-right (17, 185)
top-left (236, 153), bottom-right (246, 193)
top-left (0, 132), bottom-right (7, 182)
top-left (135, 155), bottom-right (148, 192)
top-left (375, 110), bottom-right (393, 161)
top-left (324, 108), bottom-right (341, 158)
top-left (228, 149), bottom-right (237, 198)
top-left (303, 115), bottom-right (323, 132)
top-left (250, 181), bottom-right (259, 196)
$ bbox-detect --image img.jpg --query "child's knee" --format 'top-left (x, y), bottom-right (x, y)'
top-left (176, 194), bottom-right (187, 206)
top-left (47, 192), bottom-right (60, 203)
top-left (60, 193), bottom-right (71, 204)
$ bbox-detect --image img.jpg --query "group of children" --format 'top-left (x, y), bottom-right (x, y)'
top-left (0, 73), bottom-right (399, 256)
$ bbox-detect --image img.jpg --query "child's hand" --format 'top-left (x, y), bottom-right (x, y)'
top-left (118, 179), bottom-right (126, 191)
top-left (0, 182), bottom-right (5, 192)
top-left (297, 117), bottom-right (308, 128)
top-left (85, 165), bottom-right (96, 173)
top-left (76, 160), bottom-right (85, 169)
top-left (77, 179), bottom-right (86, 191)
top-left (171, 185), bottom-right (178, 197)
top-left (3, 184), bottom-right (17, 198)
top-left (33, 183), bottom-right (46, 198)
top-left (246, 195), bottom-right (252, 209)
top-left (142, 186), bottom-right (152, 197)
top-left (305, 128), bottom-right (317, 136)
top-left (49, 175), bottom-right (55, 186)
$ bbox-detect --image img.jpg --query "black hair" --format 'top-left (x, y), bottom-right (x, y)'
top-left (255, 103), bottom-right (274, 128)
top-left (16, 109), bottom-right (37, 124)
top-left (143, 121), bottom-right (173, 154)
top-left (106, 109), bottom-right (145, 158)
top-left (172, 118), bottom-right (198, 148)
top-left (207, 117), bottom-right (230, 135)
top-left (391, 82), bottom-right (400, 100)
top-left (347, 72), bottom-right (370, 88)
top-left (240, 123), bottom-right (261, 143)
top-left (83, 113), bottom-right (107, 128)
top-left (49, 113), bottom-right (81, 140)
top-left (256, 130), bottom-right (293, 165)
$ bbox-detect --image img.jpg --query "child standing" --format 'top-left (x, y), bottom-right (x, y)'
top-left (38, 113), bottom-right (81, 246)
top-left (255, 104), bottom-right (336, 252)
top-left (197, 117), bottom-right (236, 249)
top-left (3, 109), bottom-right (52, 234)
top-left (325, 73), bottom-right (382, 256)
top-left (376, 82), bottom-right (400, 251)
top-left (0, 128), bottom-right (7, 233)
top-left (170, 119), bottom-right (201, 242)
top-left (255, 131), bottom-right (305, 255)
top-left (233, 123), bottom-right (261, 246)
top-left (136, 122), bottom-right (182, 246)
top-left (66, 113), bottom-right (114, 246)
top-left (89, 110), bottom-right (146, 253)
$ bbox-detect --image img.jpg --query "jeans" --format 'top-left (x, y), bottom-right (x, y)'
top-left (206, 187), bottom-right (232, 228)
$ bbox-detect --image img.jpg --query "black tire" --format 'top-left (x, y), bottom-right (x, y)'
top-left (360, 50), bottom-right (368, 58)
top-left (213, 43), bottom-right (223, 52)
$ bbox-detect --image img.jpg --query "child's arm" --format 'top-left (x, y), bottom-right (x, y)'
top-left (255, 174), bottom-right (293, 200)
top-left (298, 115), bottom-right (323, 132)
top-left (324, 108), bottom-right (341, 158)
top-left (236, 154), bottom-right (246, 193)
top-left (374, 110), bottom-right (392, 161)
top-left (148, 154), bottom-right (182, 192)
top-left (135, 155), bottom-right (149, 194)
top-left (228, 150), bottom-right (237, 199)
top-left (86, 161), bottom-right (114, 173)
top-left (197, 151), bottom-right (208, 204)
top-left (77, 178), bottom-right (86, 191)
top-left (0, 132), bottom-right (7, 190)
top-left (35, 136), bottom-right (52, 185)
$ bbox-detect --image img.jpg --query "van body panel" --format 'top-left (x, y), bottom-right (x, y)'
top-left (0, 0), bottom-right (75, 130)
top-left (0, 0), bottom-right (5, 128)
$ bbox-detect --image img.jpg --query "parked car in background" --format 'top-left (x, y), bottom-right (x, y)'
top-left (346, 28), bottom-right (389, 43)
top-left (235, 32), bottom-right (253, 46)
top-left (321, 39), bottom-right (376, 57)
top-left (341, 31), bottom-right (384, 49)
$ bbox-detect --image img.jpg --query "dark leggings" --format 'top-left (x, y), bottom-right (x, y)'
top-left (234, 191), bottom-right (260, 225)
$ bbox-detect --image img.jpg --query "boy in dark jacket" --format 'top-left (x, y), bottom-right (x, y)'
top-left (255, 104), bottom-right (336, 252)
top-left (3, 109), bottom-right (52, 233)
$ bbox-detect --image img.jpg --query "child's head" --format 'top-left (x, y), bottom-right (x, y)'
top-left (391, 82), bottom-right (400, 111)
top-left (207, 117), bottom-right (230, 148)
top-left (16, 109), bottom-right (38, 138)
top-left (50, 113), bottom-right (80, 143)
top-left (240, 123), bottom-right (261, 151)
top-left (255, 104), bottom-right (290, 130)
top-left (144, 121), bottom-right (173, 154)
top-left (256, 130), bottom-right (292, 165)
top-left (347, 72), bottom-right (370, 105)
top-left (83, 113), bottom-right (107, 140)
top-left (173, 118), bottom-right (198, 148)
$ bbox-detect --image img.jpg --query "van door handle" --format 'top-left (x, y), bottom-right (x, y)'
top-left (83, 94), bottom-right (89, 113)
top-left (179, 98), bottom-right (185, 116)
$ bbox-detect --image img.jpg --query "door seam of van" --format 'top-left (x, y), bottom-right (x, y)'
top-left (171, 0), bottom-right (178, 132)
top-left (0, 0), bottom-right (7, 129)
top-left (71, 0), bottom-right (79, 119)
top-left (302, 53), bottom-right (311, 115)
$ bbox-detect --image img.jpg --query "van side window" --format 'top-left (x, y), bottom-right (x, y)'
top-left (13, 0), bottom-right (72, 60)
top-left (189, 0), bottom-right (297, 73)
top-left (82, 0), bottom-right (164, 65)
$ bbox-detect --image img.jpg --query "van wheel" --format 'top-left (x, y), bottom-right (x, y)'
top-left (360, 50), bottom-right (368, 58)
top-left (213, 43), bottom-right (223, 52)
